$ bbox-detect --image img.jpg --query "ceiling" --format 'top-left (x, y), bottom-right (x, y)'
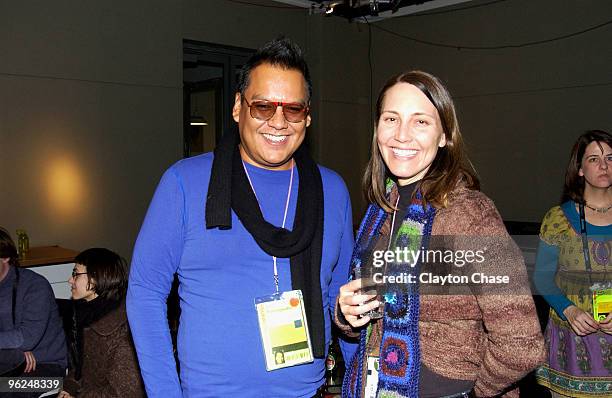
top-left (272, 0), bottom-right (475, 21)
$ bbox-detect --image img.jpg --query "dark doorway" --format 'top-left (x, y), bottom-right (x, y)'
top-left (183, 40), bottom-right (254, 158)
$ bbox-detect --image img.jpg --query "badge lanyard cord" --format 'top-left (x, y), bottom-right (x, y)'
top-left (388, 195), bottom-right (401, 251)
top-left (243, 159), bottom-right (294, 294)
top-left (579, 203), bottom-right (609, 286)
top-left (11, 267), bottom-right (20, 326)
top-left (579, 203), bottom-right (594, 286)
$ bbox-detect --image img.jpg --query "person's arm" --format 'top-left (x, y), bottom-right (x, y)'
top-left (329, 190), bottom-right (358, 365)
top-left (127, 167), bottom-right (185, 397)
top-left (463, 196), bottom-right (546, 397)
top-left (0, 275), bottom-right (55, 351)
top-left (533, 239), bottom-right (574, 320)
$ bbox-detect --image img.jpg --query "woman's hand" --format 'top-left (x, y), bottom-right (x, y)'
top-left (563, 305), bottom-right (600, 336)
top-left (598, 313), bottom-right (612, 334)
top-left (337, 279), bottom-right (380, 328)
top-left (58, 390), bottom-right (74, 398)
top-left (23, 351), bottom-right (36, 373)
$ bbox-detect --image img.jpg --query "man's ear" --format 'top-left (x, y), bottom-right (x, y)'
top-left (232, 92), bottom-right (242, 123)
top-left (305, 113), bottom-right (311, 128)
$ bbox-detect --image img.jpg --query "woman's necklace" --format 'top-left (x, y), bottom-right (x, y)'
top-left (585, 202), bottom-right (612, 213)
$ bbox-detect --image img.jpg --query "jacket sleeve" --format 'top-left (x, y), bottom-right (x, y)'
top-left (333, 296), bottom-right (361, 339)
top-left (127, 167), bottom-right (184, 397)
top-left (461, 195), bottom-right (546, 397)
top-left (0, 274), bottom-right (55, 351)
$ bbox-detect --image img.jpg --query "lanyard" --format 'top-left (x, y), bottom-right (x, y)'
top-left (579, 203), bottom-right (594, 285)
top-left (11, 267), bottom-right (20, 326)
top-left (242, 159), bottom-right (294, 293)
top-left (388, 195), bottom-right (401, 250)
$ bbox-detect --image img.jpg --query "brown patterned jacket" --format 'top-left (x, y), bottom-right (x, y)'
top-left (63, 301), bottom-right (145, 397)
top-left (336, 187), bottom-right (546, 397)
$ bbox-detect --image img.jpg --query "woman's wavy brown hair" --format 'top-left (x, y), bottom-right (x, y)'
top-left (562, 129), bottom-right (612, 204)
top-left (363, 70), bottom-right (479, 211)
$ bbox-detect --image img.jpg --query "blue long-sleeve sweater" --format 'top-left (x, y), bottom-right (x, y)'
top-left (0, 266), bottom-right (67, 368)
top-left (127, 153), bottom-right (357, 398)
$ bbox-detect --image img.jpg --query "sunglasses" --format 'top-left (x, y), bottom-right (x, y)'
top-left (71, 270), bottom-right (87, 278)
top-left (243, 97), bottom-right (309, 123)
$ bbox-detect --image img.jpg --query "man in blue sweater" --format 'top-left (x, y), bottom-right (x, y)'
top-left (127, 38), bottom-right (356, 397)
top-left (0, 228), bottom-right (67, 394)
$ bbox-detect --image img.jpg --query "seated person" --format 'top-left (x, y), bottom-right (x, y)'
top-left (0, 227), bottom-right (67, 393)
top-left (60, 248), bottom-right (144, 398)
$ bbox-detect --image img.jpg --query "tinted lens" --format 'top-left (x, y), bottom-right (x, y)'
top-left (250, 102), bottom-right (276, 120)
top-left (282, 104), bottom-right (307, 122)
top-left (248, 101), bottom-right (307, 122)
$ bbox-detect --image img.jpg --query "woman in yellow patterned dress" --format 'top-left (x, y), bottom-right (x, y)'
top-left (535, 130), bottom-right (612, 397)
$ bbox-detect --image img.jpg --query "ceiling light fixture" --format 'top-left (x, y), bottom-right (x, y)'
top-left (190, 93), bottom-right (208, 126)
top-left (190, 116), bottom-right (208, 126)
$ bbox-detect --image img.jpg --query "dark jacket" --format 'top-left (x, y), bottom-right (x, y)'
top-left (0, 266), bottom-right (67, 368)
top-left (63, 301), bottom-right (145, 397)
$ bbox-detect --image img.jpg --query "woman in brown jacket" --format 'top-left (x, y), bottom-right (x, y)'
top-left (59, 248), bottom-right (144, 398)
top-left (336, 71), bottom-right (546, 398)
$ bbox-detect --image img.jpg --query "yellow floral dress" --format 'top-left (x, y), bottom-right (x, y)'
top-left (535, 203), bottom-right (612, 397)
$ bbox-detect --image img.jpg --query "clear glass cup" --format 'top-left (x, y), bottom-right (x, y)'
top-left (351, 267), bottom-right (384, 319)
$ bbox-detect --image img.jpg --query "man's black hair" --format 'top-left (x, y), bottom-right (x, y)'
top-left (236, 37), bottom-right (312, 102)
top-left (0, 227), bottom-right (19, 267)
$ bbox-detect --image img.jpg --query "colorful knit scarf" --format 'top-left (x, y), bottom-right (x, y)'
top-left (343, 182), bottom-right (436, 398)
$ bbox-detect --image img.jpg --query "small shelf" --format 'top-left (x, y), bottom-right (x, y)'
top-left (18, 245), bottom-right (79, 268)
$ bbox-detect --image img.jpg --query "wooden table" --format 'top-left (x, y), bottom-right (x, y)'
top-left (19, 245), bottom-right (79, 268)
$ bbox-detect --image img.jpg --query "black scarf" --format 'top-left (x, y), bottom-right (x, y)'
top-left (69, 297), bottom-right (121, 380)
top-left (206, 127), bottom-right (326, 358)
